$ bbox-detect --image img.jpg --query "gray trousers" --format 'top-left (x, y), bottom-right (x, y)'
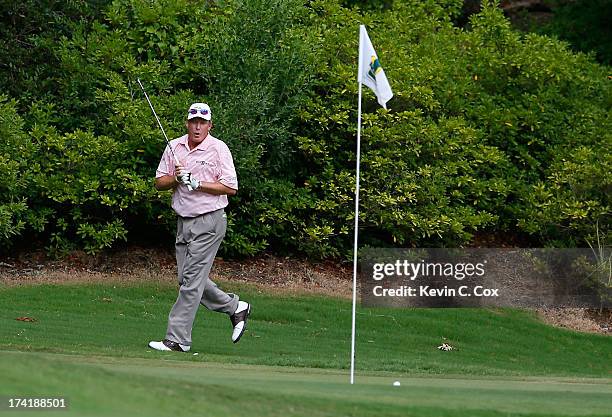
top-left (165, 209), bottom-right (239, 346)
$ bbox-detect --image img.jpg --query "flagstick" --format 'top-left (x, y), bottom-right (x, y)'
top-left (351, 25), bottom-right (391, 384)
top-left (350, 71), bottom-right (363, 386)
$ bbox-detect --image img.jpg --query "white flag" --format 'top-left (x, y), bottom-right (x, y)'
top-left (358, 25), bottom-right (393, 109)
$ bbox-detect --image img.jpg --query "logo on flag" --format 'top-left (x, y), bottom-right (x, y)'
top-left (368, 56), bottom-right (382, 82)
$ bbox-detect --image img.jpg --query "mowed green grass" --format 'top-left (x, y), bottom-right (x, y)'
top-left (1, 351), bottom-right (610, 417)
top-left (0, 282), bottom-right (610, 416)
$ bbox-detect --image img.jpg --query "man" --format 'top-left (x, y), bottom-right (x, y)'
top-left (148, 102), bottom-right (251, 352)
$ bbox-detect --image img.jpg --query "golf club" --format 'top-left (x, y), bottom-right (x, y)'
top-left (136, 78), bottom-right (193, 191)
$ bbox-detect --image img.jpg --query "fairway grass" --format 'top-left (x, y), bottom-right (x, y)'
top-left (0, 282), bottom-right (610, 416)
top-left (1, 351), bottom-right (610, 417)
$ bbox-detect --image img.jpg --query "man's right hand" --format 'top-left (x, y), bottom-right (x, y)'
top-left (175, 164), bottom-right (187, 184)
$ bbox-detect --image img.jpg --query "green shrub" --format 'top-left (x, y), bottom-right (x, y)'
top-left (540, 0), bottom-right (612, 66)
top-left (0, 97), bottom-right (29, 243)
top-left (291, 0), bottom-right (610, 256)
top-left (0, 0), bottom-right (608, 258)
top-left (0, 0), bottom-right (317, 257)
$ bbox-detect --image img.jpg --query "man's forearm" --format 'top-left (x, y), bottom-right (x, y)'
top-left (155, 175), bottom-right (178, 191)
top-left (197, 182), bottom-right (237, 196)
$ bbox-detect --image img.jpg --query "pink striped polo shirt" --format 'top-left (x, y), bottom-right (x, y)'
top-left (156, 134), bottom-right (238, 217)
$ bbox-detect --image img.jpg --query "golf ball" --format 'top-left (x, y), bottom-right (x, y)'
top-left (393, 381), bottom-right (401, 386)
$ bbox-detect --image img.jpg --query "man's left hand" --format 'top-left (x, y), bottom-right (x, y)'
top-left (181, 172), bottom-right (200, 191)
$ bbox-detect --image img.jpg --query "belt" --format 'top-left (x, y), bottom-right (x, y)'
top-left (178, 208), bottom-right (224, 219)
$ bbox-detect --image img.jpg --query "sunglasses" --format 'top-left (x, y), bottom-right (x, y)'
top-left (188, 108), bottom-right (210, 115)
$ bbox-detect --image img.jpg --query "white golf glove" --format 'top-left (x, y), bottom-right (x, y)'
top-left (180, 172), bottom-right (199, 191)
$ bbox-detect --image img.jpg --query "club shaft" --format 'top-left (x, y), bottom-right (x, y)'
top-left (136, 78), bottom-right (180, 165)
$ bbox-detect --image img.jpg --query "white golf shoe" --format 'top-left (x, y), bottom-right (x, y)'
top-left (148, 339), bottom-right (190, 352)
top-left (230, 301), bottom-right (251, 343)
